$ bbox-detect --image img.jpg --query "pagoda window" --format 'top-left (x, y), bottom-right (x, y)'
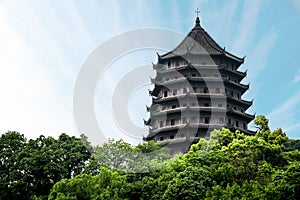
top-left (191, 117), bottom-right (196, 123)
top-left (234, 106), bottom-right (237, 110)
top-left (183, 88), bottom-right (187, 94)
top-left (164, 91), bottom-right (168, 97)
top-left (168, 61), bottom-right (171, 67)
top-left (176, 61), bottom-right (179, 66)
top-left (160, 136), bottom-right (164, 141)
top-left (231, 91), bottom-right (234, 97)
top-left (192, 73), bottom-right (196, 77)
top-left (232, 65), bottom-right (235, 70)
top-left (171, 119), bottom-right (175, 126)
top-left (228, 118), bottom-right (232, 124)
top-left (200, 116), bottom-right (204, 122)
top-left (243, 123), bottom-right (247, 129)
top-left (225, 89), bottom-right (228, 95)
top-left (205, 117), bottom-right (210, 124)
top-left (204, 87), bottom-right (208, 93)
top-left (236, 121), bottom-right (239, 127)
top-left (173, 89), bottom-right (177, 95)
top-left (216, 88), bottom-right (220, 93)
top-left (193, 87), bottom-right (197, 93)
top-left (241, 109), bottom-right (244, 113)
top-left (227, 104), bottom-right (230, 108)
top-left (160, 121), bottom-right (164, 127)
top-left (184, 74), bottom-right (188, 77)
top-left (204, 103), bottom-right (210, 107)
top-left (237, 93), bottom-right (240, 99)
top-left (219, 118), bottom-right (224, 124)
top-left (172, 105), bottom-right (176, 109)
top-left (170, 135), bottom-right (175, 139)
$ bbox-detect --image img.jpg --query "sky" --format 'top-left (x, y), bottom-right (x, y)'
top-left (0, 0), bottom-right (300, 144)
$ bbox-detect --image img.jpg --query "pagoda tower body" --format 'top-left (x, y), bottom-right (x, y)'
top-left (144, 17), bottom-right (255, 153)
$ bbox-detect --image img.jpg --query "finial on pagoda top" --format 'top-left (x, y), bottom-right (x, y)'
top-left (195, 7), bottom-right (200, 26)
top-left (195, 7), bottom-right (200, 17)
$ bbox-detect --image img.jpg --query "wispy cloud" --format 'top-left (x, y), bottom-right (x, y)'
top-left (267, 91), bottom-right (300, 137)
top-left (0, 1), bottom-right (88, 138)
top-left (293, 69), bottom-right (300, 83)
top-left (213, 0), bottom-right (277, 104)
top-left (246, 28), bottom-right (277, 80)
top-left (293, 0), bottom-right (300, 11)
top-left (233, 0), bottom-right (264, 53)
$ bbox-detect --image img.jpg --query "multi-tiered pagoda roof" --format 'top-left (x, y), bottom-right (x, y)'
top-left (144, 16), bottom-right (255, 153)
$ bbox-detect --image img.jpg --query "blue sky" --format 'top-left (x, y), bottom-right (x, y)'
top-left (0, 0), bottom-right (300, 143)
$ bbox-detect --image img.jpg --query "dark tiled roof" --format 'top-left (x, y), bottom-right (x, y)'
top-left (160, 17), bottom-right (244, 63)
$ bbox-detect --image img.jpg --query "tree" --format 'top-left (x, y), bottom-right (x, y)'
top-left (254, 115), bottom-right (270, 133)
top-left (48, 167), bottom-right (129, 200)
top-left (265, 162), bottom-right (300, 200)
top-left (0, 131), bottom-right (27, 200)
top-left (2, 115), bottom-right (300, 199)
top-left (19, 134), bottom-right (91, 199)
top-left (54, 133), bottom-right (91, 179)
top-left (0, 132), bottom-right (91, 199)
top-left (163, 166), bottom-right (212, 200)
top-left (284, 139), bottom-right (300, 151)
top-left (92, 139), bottom-right (171, 173)
top-left (93, 139), bottom-right (135, 171)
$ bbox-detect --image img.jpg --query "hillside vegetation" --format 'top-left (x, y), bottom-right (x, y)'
top-left (1, 116), bottom-right (300, 200)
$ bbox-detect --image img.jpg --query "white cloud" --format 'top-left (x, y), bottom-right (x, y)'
top-left (293, 70), bottom-right (300, 83)
top-left (0, 1), bottom-right (293, 142)
top-left (0, 1), bottom-right (82, 139)
top-left (232, 0), bottom-right (265, 53)
top-left (246, 28), bottom-right (277, 80)
top-left (293, 0), bottom-right (300, 11)
top-left (267, 91), bottom-right (300, 136)
top-left (202, 0), bottom-right (238, 45)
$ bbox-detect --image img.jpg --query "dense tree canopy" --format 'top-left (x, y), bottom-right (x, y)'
top-left (0, 132), bottom-right (91, 200)
top-left (0, 115), bottom-right (299, 199)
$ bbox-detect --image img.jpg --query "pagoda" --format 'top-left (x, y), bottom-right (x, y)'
top-left (144, 15), bottom-right (255, 153)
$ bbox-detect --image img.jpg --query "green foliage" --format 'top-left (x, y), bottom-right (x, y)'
top-left (163, 166), bottom-right (212, 200)
top-left (0, 132), bottom-right (91, 200)
top-left (254, 115), bottom-right (270, 133)
top-left (1, 115), bottom-right (299, 199)
top-left (0, 131), bottom-right (27, 200)
top-left (206, 181), bottom-right (267, 200)
top-left (93, 139), bottom-right (135, 170)
top-left (284, 138), bottom-right (300, 151)
top-left (92, 139), bottom-right (171, 173)
top-left (48, 167), bottom-right (128, 200)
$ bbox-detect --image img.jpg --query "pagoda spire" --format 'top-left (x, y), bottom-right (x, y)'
top-left (195, 7), bottom-right (200, 26)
